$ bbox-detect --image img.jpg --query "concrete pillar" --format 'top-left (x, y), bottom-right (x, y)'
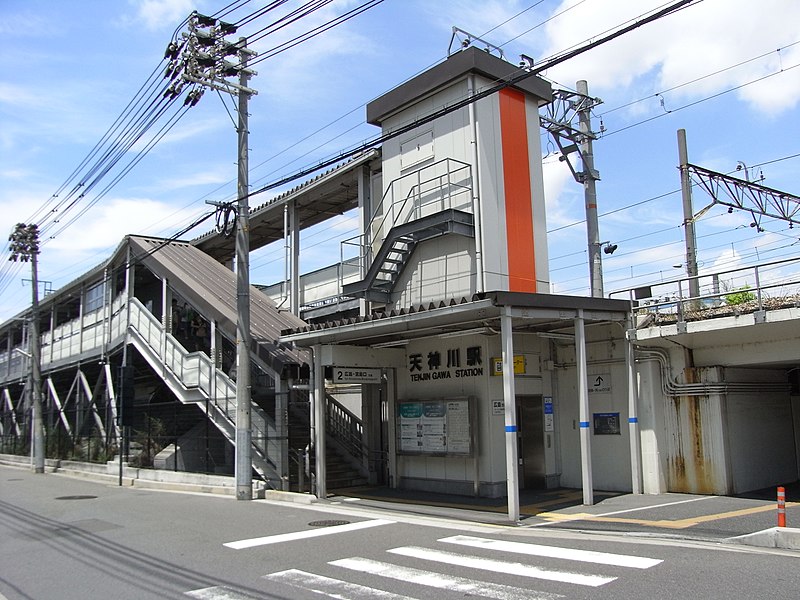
top-left (575, 310), bottom-right (594, 505)
top-left (501, 307), bottom-right (520, 522)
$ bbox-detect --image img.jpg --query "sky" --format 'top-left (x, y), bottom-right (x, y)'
top-left (1, 0), bottom-right (799, 320)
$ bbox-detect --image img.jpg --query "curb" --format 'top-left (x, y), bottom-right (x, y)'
top-left (726, 527), bottom-right (800, 550)
top-left (262, 489), bottom-right (317, 505)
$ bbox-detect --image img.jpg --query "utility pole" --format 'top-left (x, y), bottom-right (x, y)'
top-left (9, 223), bottom-right (44, 473)
top-left (576, 80), bottom-right (603, 298)
top-left (677, 129), bottom-right (700, 300)
top-left (234, 39), bottom-right (254, 501)
top-left (540, 82), bottom-right (606, 298)
top-left (172, 12), bottom-right (258, 500)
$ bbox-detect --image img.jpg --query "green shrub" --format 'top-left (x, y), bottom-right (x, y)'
top-left (725, 285), bottom-right (756, 305)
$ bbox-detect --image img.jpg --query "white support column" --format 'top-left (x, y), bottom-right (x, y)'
top-left (625, 321), bottom-right (643, 494)
top-left (357, 165), bottom-right (371, 316)
top-left (289, 201), bottom-right (300, 317)
top-left (47, 377), bottom-right (72, 436)
top-left (575, 309), bottom-right (594, 505)
top-left (48, 304), bottom-right (55, 365)
top-left (501, 307), bottom-right (520, 522)
top-left (78, 282), bottom-right (85, 355)
top-left (161, 278), bottom-right (169, 331)
top-left (312, 345), bottom-right (326, 499)
top-left (4, 389), bottom-right (21, 436)
top-left (467, 74), bottom-right (485, 293)
top-left (104, 362), bottom-right (120, 441)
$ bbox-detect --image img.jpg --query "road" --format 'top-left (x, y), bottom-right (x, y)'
top-left (2, 465), bottom-right (799, 599)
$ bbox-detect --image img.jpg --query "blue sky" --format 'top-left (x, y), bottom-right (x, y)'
top-left (1, 0), bottom-right (799, 320)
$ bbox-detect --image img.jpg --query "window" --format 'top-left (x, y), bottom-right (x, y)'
top-left (85, 281), bottom-right (106, 313)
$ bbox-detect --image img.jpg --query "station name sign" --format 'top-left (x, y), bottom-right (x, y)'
top-left (407, 345), bottom-right (484, 383)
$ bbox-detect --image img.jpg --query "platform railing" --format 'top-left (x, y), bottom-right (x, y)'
top-left (609, 256), bottom-right (800, 325)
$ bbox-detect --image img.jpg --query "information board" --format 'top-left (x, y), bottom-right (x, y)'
top-left (593, 412), bottom-right (621, 435)
top-left (397, 398), bottom-right (473, 456)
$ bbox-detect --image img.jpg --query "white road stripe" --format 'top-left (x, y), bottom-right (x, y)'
top-left (223, 518), bottom-right (394, 550)
top-left (531, 495), bottom-right (715, 527)
top-left (386, 546), bottom-right (615, 587)
top-left (440, 535), bottom-right (663, 569)
top-left (331, 557), bottom-right (564, 600)
top-left (185, 586), bottom-right (260, 600)
top-left (264, 568), bottom-right (418, 599)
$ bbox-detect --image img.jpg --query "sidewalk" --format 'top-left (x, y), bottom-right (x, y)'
top-left (328, 483), bottom-right (800, 548)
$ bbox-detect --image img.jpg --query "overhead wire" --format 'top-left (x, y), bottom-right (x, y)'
top-left (13, 0), bottom-right (782, 311)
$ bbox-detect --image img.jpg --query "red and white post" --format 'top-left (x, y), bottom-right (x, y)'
top-left (777, 486), bottom-right (786, 527)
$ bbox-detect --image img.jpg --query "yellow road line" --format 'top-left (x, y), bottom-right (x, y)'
top-left (539, 501), bottom-right (800, 529)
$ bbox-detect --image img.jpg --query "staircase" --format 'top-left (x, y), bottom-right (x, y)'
top-left (288, 393), bottom-right (368, 492)
top-left (126, 298), bottom-right (284, 488)
top-left (340, 157), bottom-right (475, 303)
top-left (343, 210), bottom-right (474, 303)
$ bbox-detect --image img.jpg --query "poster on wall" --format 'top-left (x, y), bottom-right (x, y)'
top-left (397, 397), bottom-right (473, 456)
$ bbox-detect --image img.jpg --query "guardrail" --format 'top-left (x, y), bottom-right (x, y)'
top-left (610, 256), bottom-right (800, 324)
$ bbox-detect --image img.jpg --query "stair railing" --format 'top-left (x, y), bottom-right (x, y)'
top-left (340, 158), bottom-right (472, 293)
top-left (325, 393), bottom-right (365, 463)
top-left (127, 298), bottom-right (276, 473)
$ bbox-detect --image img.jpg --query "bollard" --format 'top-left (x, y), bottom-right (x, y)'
top-left (777, 486), bottom-right (786, 527)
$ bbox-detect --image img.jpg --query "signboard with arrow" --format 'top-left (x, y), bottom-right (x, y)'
top-left (588, 372), bottom-right (612, 394)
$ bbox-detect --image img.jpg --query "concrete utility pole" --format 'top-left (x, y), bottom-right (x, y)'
top-left (173, 12), bottom-right (259, 499)
top-left (540, 83), bottom-right (605, 298)
top-left (9, 223), bottom-right (44, 473)
top-left (677, 129), bottom-right (700, 300)
top-left (576, 80), bottom-right (603, 298)
top-left (234, 39), bottom-right (255, 501)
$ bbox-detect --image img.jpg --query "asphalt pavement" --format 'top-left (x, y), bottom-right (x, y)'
top-left (329, 482), bottom-right (800, 542)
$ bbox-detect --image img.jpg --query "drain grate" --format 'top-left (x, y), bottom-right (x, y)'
top-left (55, 495), bottom-right (97, 500)
top-left (308, 520), bottom-right (351, 527)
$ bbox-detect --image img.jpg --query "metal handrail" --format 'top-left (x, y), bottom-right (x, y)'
top-left (340, 158), bottom-right (473, 289)
top-left (325, 393), bottom-right (364, 461)
top-left (610, 255), bottom-right (800, 322)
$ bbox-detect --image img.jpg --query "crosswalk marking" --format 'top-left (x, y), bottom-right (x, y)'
top-left (386, 546), bottom-right (615, 587)
top-left (439, 535), bottom-right (663, 569)
top-left (264, 568), bottom-right (417, 599)
top-left (330, 557), bottom-right (564, 600)
top-left (185, 586), bottom-right (260, 600)
top-left (223, 518), bottom-right (395, 550)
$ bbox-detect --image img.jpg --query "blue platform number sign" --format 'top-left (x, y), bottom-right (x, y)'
top-left (544, 397), bottom-right (554, 432)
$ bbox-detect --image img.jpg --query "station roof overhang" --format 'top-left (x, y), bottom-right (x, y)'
top-left (279, 291), bottom-right (631, 348)
top-left (192, 149), bottom-right (381, 262)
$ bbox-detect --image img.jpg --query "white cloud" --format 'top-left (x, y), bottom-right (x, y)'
top-left (129, 0), bottom-right (196, 32)
top-left (157, 167), bottom-right (232, 191)
top-left (539, 0), bottom-right (800, 116)
top-left (45, 197), bottom-right (180, 252)
top-left (542, 158), bottom-right (580, 231)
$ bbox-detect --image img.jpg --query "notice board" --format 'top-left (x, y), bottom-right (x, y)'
top-left (397, 397), bottom-right (473, 456)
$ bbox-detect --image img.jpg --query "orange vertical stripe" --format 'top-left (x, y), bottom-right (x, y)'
top-left (499, 88), bottom-right (537, 292)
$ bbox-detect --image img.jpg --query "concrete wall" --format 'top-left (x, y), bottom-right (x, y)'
top-left (637, 359), bottom-right (669, 494)
top-left (724, 367), bottom-right (796, 493)
top-left (395, 236), bottom-right (476, 306)
top-left (553, 326), bottom-right (633, 492)
top-left (377, 71), bottom-right (550, 304)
